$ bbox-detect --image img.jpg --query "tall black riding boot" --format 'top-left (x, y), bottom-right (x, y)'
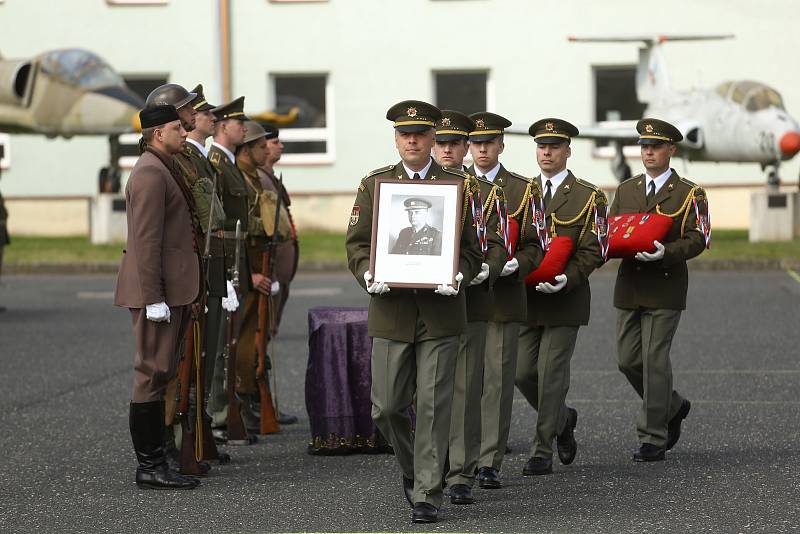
top-left (129, 401), bottom-right (199, 490)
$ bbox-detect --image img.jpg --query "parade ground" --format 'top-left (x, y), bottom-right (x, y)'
top-left (1, 270), bottom-right (798, 533)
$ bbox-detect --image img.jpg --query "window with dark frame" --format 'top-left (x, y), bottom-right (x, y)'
top-left (272, 74), bottom-right (328, 156)
top-left (593, 66), bottom-right (645, 147)
top-left (434, 71), bottom-right (488, 115)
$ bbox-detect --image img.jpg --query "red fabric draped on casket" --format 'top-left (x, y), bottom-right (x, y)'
top-left (524, 236), bottom-right (573, 285)
top-left (607, 213), bottom-right (673, 259)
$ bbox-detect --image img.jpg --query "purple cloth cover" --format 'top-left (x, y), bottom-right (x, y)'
top-left (305, 306), bottom-right (390, 454)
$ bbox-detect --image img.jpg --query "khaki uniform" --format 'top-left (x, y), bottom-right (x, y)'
top-left (345, 160), bottom-right (483, 507)
top-left (610, 170), bottom-right (707, 447)
top-left (468, 164), bottom-right (544, 472)
top-left (516, 172), bottom-right (606, 460)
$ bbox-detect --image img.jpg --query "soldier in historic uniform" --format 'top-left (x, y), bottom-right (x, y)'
top-left (515, 118), bottom-right (606, 476)
top-left (114, 104), bottom-right (201, 490)
top-left (432, 110), bottom-right (506, 505)
top-left (468, 112), bottom-right (544, 489)
top-left (345, 100), bottom-right (483, 523)
top-left (610, 118), bottom-right (709, 462)
top-left (391, 198), bottom-right (442, 256)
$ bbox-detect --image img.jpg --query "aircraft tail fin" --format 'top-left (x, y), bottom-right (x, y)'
top-left (568, 34), bottom-right (733, 103)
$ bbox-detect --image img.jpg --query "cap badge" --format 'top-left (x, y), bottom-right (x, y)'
top-left (545, 122), bottom-right (554, 132)
top-left (407, 107), bottom-right (418, 117)
top-left (475, 119), bottom-right (485, 129)
top-left (441, 117), bottom-right (451, 127)
top-left (645, 124), bottom-right (654, 133)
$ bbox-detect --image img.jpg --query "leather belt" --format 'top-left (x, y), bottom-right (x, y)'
top-left (217, 230), bottom-right (248, 240)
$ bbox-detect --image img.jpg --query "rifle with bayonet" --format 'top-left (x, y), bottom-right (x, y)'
top-left (255, 174), bottom-right (283, 435)
top-left (223, 219), bottom-right (250, 445)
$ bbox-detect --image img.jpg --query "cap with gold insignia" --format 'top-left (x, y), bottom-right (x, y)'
top-left (212, 96), bottom-right (248, 121)
top-left (189, 84), bottom-right (215, 112)
top-left (386, 100), bottom-right (442, 133)
top-left (242, 120), bottom-right (268, 145)
top-left (259, 122), bottom-right (279, 140)
top-left (636, 118), bottom-right (683, 145)
top-left (404, 197), bottom-right (432, 210)
top-left (435, 110), bottom-right (475, 141)
top-left (528, 117), bottom-right (579, 144)
top-left (468, 112), bottom-right (512, 142)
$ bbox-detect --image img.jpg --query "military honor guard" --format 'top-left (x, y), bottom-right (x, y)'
top-left (114, 104), bottom-right (201, 489)
top-left (610, 119), bottom-right (709, 462)
top-left (515, 118), bottom-right (606, 476)
top-left (468, 112), bottom-right (543, 489)
top-left (345, 100), bottom-right (483, 523)
top-left (433, 110), bottom-right (506, 505)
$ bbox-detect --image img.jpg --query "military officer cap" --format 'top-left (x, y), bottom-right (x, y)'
top-left (145, 83), bottom-right (196, 110)
top-left (212, 96), bottom-right (248, 121)
top-left (139, 104), bottom-right (180, 129)
top-left (636, 118), bottom-right (683, 144)
top-left (468, 112), bottom-right (512, 142)
top-left (435, 110), bottom-right (475, 142)
top-left (386, 100), bottom-right (442, 133)
top-left (529, 117), bottom-right (579, 144)
top-left (242, 120), bottom-right (268, 145)
top-left (189, 84), bottom-right (215, 112)
top-left (404, 197), bottom-right (432, 210)
top-left (261, 123), bottom-right (279, 140)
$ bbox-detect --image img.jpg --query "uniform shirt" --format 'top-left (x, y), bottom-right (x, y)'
top-left (646, 168), bottom-right (673, 196)
top-left (541, 168), bottom-right (569, 198)
top-left (473, 162), bottom-right (501, 182)
top-left (402, 158), bottom-right (433, 179)
top-left (186, 137), bottom-right (209, 158)
top-left (211, 141), bottom-right (236, 165)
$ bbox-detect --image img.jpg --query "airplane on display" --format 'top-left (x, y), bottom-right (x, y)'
top-left (512, 35), bottom-right (800, 186)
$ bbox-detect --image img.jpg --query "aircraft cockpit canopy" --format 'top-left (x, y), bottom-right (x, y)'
top-left (715, 81), bottom-right (785, 112)
top-left (39, 49), bottom-right (125, 90)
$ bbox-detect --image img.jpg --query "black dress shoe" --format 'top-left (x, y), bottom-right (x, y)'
top-left (556, 407), bottom-right (578, 465)
top-left (402, 476), bottom-right (414, 508)
top-left (412, 502), bottom-right (438, 523)
top-left (278, 411), bottom-right (299, 425)
top-left (666, 399), bottom-right (691, 451)
top-left (476, 466), bottom-right (501, 489)
top-left (522, 456), bottom-right (553, 476)
top-left (449, 484), bottom-right (474, 505)
top-left (633, 443), bottom-right (665, 462)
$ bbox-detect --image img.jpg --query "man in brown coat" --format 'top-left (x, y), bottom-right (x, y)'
top-left (114, 104), bottom-right (202, 490)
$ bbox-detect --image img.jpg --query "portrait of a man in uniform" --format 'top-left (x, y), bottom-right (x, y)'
top-left (389, 196), bottom-right (443, 256)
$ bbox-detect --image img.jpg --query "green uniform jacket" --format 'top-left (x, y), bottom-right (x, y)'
top-left (208, 144), bottom-right (252, 294)
top-left (526, 172), bottom-right (606, 327)
top-left (345, 160), bottom-right (483, 343)
top-left (469, 164), bottom-right (543, 323)
top-left (464, 176), bottom-right (507, 323)
top-left (237, 159), bottom-right (270, 275)
top-left (609, 170), bottom-right (707, 310)
top-left (176, 142), bottom-right (227, 297)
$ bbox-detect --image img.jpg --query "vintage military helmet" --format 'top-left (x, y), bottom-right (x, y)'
top-left (145, 83), bottom-right (196, 109)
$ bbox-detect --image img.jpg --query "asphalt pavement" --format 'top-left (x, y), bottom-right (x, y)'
top-left (0, 269), bottom-right (798, 533)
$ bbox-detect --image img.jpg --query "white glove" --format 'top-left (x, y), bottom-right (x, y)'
top-left (469, 263), bottom-right (490, 286)
top-left (435, 272), bottom-right (463, 296)
top-left (270, 281), bottom-right (281, 295)
top-left (635, 240), bottom-right (666, 262)
top-left (145, 301), bottom-right (170, 323)
top-left (221, 280), bottom-right (239, 312)
top-left (500, 257), bottom-right (519, 277)
top-left (535, 274), bottom-right (567, 294)
top-left (364, 271), bottom-right (390, 295)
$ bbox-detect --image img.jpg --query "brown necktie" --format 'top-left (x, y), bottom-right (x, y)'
top-left (544, 179), bottom-right (553, 209)
top-left (647, 181), bottom-right (656, 205)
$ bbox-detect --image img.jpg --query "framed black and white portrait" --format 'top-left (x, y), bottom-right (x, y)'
top-left (370, 178), bottom-right (463, 288)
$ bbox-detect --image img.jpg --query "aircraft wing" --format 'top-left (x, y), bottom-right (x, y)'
top-left (506, 124), bottom-right (639, 143)
top-left (568, 34), bottom-right (734, 45)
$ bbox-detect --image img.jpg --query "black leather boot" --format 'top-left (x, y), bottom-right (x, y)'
top-left (129, 401), bottom-right (199, 490)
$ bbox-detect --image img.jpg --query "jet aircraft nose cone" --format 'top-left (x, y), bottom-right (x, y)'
top-left (779, 131), bottom-right (800, 158)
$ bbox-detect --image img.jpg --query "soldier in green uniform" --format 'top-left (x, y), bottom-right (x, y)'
top-left (207, 96), bottom-right (257, 444)
top-left (515, 118), bottom-right (606, 476)
top-left (391, 198), bottom-right (442, 255)
top-left (467, 112), bottom-right (544, 489)
top-left (610, 118), bottom-right (708, 462)
top-left (345, 100), bottom-right (483, 524)
top-left (432, 110), bottom-right (506, 505)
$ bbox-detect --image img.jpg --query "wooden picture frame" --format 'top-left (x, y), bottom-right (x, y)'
top-left (369, 177), bottom-right (463, 289)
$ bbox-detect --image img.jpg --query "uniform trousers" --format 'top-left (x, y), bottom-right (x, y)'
top-left (371, 318), bottom-right (458, 507)
top-left (616, 308), bottom-right (685, 448)
top-left (130, 305), bottom-right (189, 403)
top-left (446, 321), bottom-right (486, 488)
top-left (478, 321), bottom-right (520, 470)
top-left (515, 324), bottom-right (578, 458)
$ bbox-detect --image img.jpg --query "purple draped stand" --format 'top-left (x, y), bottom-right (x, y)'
top-left (305, 306), bottom-right (391, 455)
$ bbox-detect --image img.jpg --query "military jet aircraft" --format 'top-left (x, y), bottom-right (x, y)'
top-left (513, 35), bottom-right (800, 186)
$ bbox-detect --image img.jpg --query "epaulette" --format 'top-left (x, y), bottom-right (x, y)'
top-left (508, 171), bottom-right (532, 183)
top-left (476, 175), bottom-right (494, 187)
top-left (594, 189), bottom-right (608, 206)
top-left (619, 174), bottom-right (644, 188)
top-left (365, 164), bottom-right (395, 178)
top-left (529, 179), bottom-right (542, 197)
top-left (679, 176), bottom-right (699, 188)
top-left (441, 166), bottom-right (469, 179)
top-left (575, 177), bottom-right (602, 192)
top-left (181, 144), bottom-right (192, 157)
